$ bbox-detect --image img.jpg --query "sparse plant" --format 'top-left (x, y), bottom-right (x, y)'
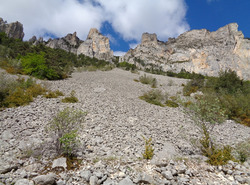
top-left (139, 89), bottom-right (166, 107)
top-left (44, 90), bottom-right (64, 98)
top-left (165, 100), bottom-right (179, 108)
top-left (167, 79), bottom-right (174, 86)
top-left (235, 139), bottom-right (250, 163)
top-left (139, 74), bottom-right (157, 88)
top-left (142, 136), bottom-right (154, 160)
top-left (62, 90), bottom-right (78, 103)
top-left (47, 108), bottom-right (86, 157)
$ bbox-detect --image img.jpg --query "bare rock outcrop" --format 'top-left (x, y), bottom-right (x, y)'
top-left (121, 23), bottom-right (250, 80)
top-left (77, 28), bottom-right (113, 61)
top-left (30, 28), bottom-right (114, 61)
top-left (45, 32), bottom-right (82, 54)
top-left (0, 18), bottom-right (24, 40)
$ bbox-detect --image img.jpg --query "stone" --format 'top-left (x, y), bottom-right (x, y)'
top-left (32, 173), bottom-right (56, 185)
top-left (162, 171), bottom-right (174, 180)
top-left (0, 17), bottom-right (24, 40)
top-left (52, 157), bottom-right (67, 170)
top-left (118, 177), bottom-right (134, 185)
top-left (15, 179), bottom-right (34, 185)
top-left (89, 175), bottom-right (98, 185)
top-left (80, 170), bottom-right (92, 181)
top-left (120, 23), bottom-right (250, 80)
top-left (134, 173), bottom-right (155, 184)
top-left (103, 178), bottom-right (117, 185)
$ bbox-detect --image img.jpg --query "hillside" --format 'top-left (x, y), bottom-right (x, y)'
top-left (0, 69), bottom-right (250, 184)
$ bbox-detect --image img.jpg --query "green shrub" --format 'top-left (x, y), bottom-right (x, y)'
top-left (209, 70), bottom-right (243, 94)
top-left (142, 136), bottom-right (154, 160)
top-left (139, 89), bottom-right (166, 107)
top-left (165, 100), bottom-right (179, 108)
top-left (21, 52), bottom-right (59, 80)
top-left (189, 94), bottom-right (227, 124)
top-left (4, 87), bottom-right (33, 107)
top-left (0, 75), bottom-right (47, 108)
top-left (44, 90), bottom-right (64, 98)
top-left (59, 130), bottom-right (79, 157)
top-left (117, 61), bottom-right (136, 71)
top-left (200, 125), bottom-right (235, 166)
top-left (139, 74), bottom-right (157, 88)
top-left (47, 108), bottom-right (86, 156)
top-left (235, 139), bottom-right (250, 163)
top-left (183, 78), bottom-right (204, 96)
top-left (62, 90), bottom-right (78, 103)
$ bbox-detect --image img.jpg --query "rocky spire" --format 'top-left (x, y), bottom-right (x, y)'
top-left (0, 18), bottom-right (24, 40)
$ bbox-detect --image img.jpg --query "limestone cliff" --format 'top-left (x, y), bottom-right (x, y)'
top-left (77, 28), bottom-right (113, 61)
top-left (0, 18), bottom-right (24, 40)
top-left (29, 28), bottom-right (113, 61)
top-left (121, 23), bottom-right (250, 80)
top-left (45, 32), bottom-right (82, 54)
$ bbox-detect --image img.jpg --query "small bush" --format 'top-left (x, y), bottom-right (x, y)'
top-left (142, 136), bottom-right (154, 160)
top-left (117, 61), bottom-right (136, 71)
top-left (189, 94), bottom-right (227, 124)
top-left (183, 78), bottom-right (204, 96)
top-left (0, 75), bottom-right (47, 108)
top-left (200, 125), bottom-right (235, 166)
top-left (235, 139), bottom-right (250, 163)
top-left (47, 107), bottom-right (86, 156)
top-left (167, 79), bottom-right (174, 86)
top-left (139, 89), bottom-right (166, 107)
top-left (4, 87), bottom-right (33, 107)
top-left (62, 90), bottom-right (78, 103)
top-left (165, 100), bottom-right (179, 108)
top-left (44, 90), bottom-right (64, 98)
top-left (139, 74), bottom-right (157, 88)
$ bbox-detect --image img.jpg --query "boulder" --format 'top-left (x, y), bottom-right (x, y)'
top-left (32, 173), bottom-right (56, 185)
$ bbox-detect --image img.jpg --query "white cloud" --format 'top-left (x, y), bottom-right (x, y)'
top-left (0, 0), bottom-right (189, 45)
top-left (105, 34), bottom-right (117, 45)
top-left (129, 43), bottom-right (139, 49)
top-left (113, 51), bottom-right (126, 56)
top-left (96, 0), bottom-right (189, 41)
top-left (0, 0), bottom-right (104, 40)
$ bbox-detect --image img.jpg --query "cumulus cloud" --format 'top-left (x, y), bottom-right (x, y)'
top-left (97, 0), bottom-right (189, 41)
top-left (0, 0), bottom-right (189, 46)
top-left (113, 51), bottom-right (126, 56)
top-left (0, 0), bottom-right (104, 40)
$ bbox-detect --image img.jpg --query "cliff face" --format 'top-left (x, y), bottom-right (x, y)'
top-left (45, 32), bottom-right (82, 54)
top-left (0, 18), bottom-right (24, 40)
top-left (121, 23), bottom-right (250, 80)
top-left (77, 28), bottom-right (113, 61)
top-left (30, 28), bottom-right (113, 61)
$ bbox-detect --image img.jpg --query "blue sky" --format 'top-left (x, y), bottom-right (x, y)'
top-left (0, 0), bottom-right (249, 55)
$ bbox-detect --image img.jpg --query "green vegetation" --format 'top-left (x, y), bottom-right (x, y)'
top-left (165, 100), bottom-right (179, 108)
top-left (200, 125), bottom-right (235, 166)
top-left (117, 61), bottom-right (136, 71)
top-left (184, 70), bottom-right (250, 126)
top-left (138, 74), bottom-right (157, 88)
top-left (47, 108), bottom-right (86, 157)
top-left (44, 90), bottom-right (64, 98)
top-left (0, 73), bottom-right (47, 108)
top-left (62, 90), bottom-right (78, 103)
top-left (0, 32), bottom-right (113, 80)
top-left (235, 139), bottom-right (250, 163)
top-left (142, 136), bottom-right (154, 160)
top-left (139, 89), bottom-right (166, 107)
top-left (139, 89), bottom-right (179, 108)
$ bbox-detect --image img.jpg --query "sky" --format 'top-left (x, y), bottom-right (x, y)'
top-left (0, 0), bottom-right (249, 56)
